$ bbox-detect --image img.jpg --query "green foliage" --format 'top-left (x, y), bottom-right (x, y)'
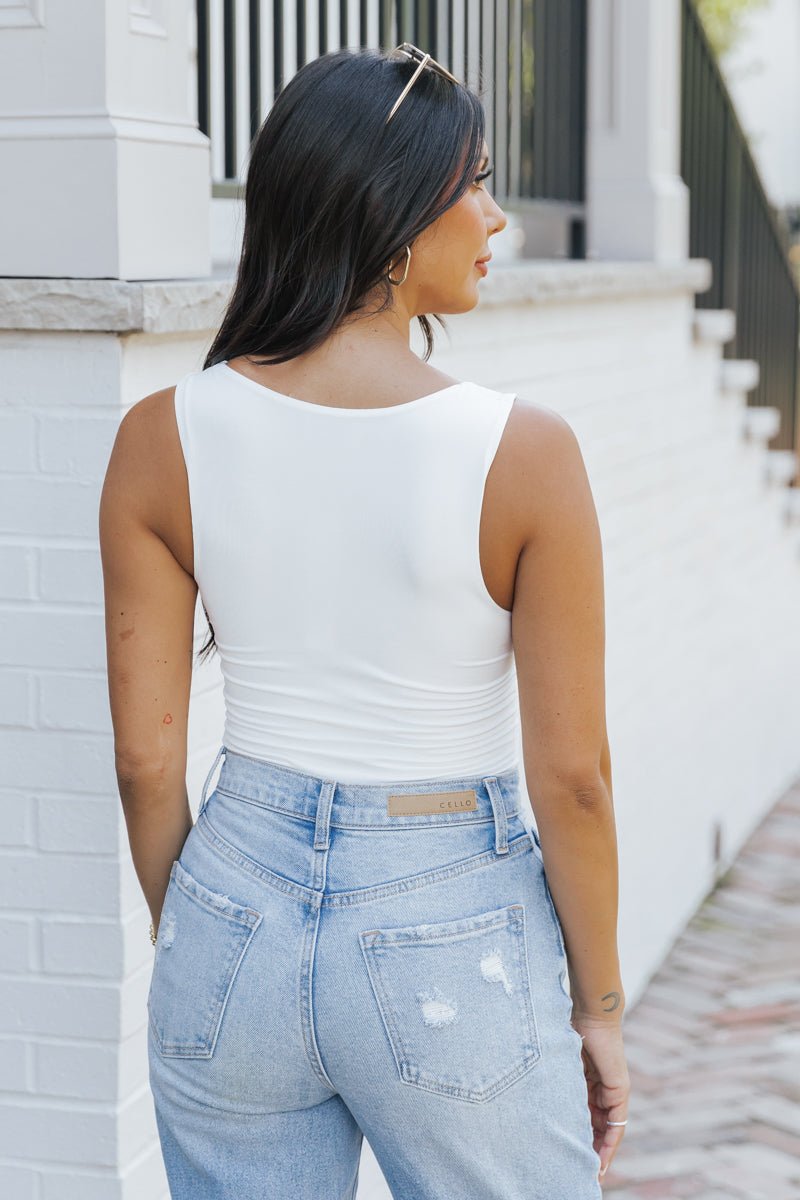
top-left (694, 0), bottom-right (771, 58)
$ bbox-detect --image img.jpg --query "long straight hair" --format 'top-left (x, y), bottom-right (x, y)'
top-left (197, 46), bottom-right (487, 663)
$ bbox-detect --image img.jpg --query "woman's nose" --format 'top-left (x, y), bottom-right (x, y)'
top-left (489, 198), bottom-right (507, 236)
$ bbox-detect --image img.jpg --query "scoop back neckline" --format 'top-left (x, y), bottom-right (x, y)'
top-left (219, 361), bottom-right (468, 414)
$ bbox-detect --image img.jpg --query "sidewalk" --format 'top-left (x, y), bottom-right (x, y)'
top-left (603, 777), bottom-right (800, 1199)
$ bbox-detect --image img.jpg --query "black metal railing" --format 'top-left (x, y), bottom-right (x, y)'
top-left (195, 0), bottom-right (586, 246)
top-left (681, 0), bottom-right (800, 467)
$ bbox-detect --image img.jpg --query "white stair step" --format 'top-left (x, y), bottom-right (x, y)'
top-left (764, 449), bottom-right (799, 488)
top-left (783, 486), bottom-right (800, 524)
top-left (721, 358), bottom-right (760, 394)
top-left (742, 404), bottom-right (781, 442)
top-left (693, 308), bottom-right (736, 346)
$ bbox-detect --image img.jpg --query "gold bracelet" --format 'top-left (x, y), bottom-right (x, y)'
top-left (149, 921), bottom-right (158, 946)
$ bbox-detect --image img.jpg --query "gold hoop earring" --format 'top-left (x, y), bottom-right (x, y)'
top-left (386, 244), bottom-right (411, 286)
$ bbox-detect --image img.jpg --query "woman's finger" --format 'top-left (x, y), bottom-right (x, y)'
top-left (596, 1113), bottom-right (628, 1179)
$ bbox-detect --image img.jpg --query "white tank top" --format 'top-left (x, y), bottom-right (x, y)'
top-left (174, 361), bottom-right (521, 782)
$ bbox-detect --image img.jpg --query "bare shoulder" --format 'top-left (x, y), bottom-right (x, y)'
top-left (503, 399), bottom-right (583, 471)
top-left (497, 399), bottom-right (593, 545)
top-left (106, 386), bottom-right (182, 494)
top-left (115, 385), bottom-right (179, 453)
top-left (101, 386), bottom-right (192, 570)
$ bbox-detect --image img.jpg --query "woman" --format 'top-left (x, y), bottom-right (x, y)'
top-left (100, 44), bottom-right (629, 1199)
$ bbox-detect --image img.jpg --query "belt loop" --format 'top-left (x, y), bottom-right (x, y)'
top-left (197, 744), bottom-right (226, 820)
top-left (483, 777), bottom-right (509, 855)
top-left (313, 780), bottom-right (336, 850)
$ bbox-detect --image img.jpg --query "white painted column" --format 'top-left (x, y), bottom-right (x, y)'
top-left (0, 5), bottom-right (212, 1192)
top-left (0, 282), bottom-right (228, 1196)
top-left (0, 0), bottom-right (210, 279)
top-left (585, 0), bottom-right (690, 262)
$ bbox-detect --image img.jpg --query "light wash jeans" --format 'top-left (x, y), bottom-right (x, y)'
top-left (147, 745), bottom-right (603, 1199)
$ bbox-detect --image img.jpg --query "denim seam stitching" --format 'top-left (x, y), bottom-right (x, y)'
top-left (325, 834), bottom-right (532, 909)
top-left (194, 810), bottom-right (534, 909)
top-left (298, 905), bottom-right (338, 1093)
top-left (172, 861), bottom-right (262, 926)
top-left (195, 813), bottom-right (316, 904)
top-left (366, 905), bottom-right (521, 945)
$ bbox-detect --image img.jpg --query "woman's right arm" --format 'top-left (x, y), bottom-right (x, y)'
top-left (507, 403), bottom-right (624, 1023)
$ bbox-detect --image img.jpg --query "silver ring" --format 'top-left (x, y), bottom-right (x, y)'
top-left (607, 1120), bottom-right (628, 1126)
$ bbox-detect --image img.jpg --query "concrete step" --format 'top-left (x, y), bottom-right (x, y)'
top-left (741, 403), bottom-right (781, 444)
top-left (720, 358), bottom-right (760, 396)
top-left (764, 448), bottom-right (799, 489)
top-left (693, 308), bottom-right (736, 347)
top-left (784, 485), bottom-right (800, 523)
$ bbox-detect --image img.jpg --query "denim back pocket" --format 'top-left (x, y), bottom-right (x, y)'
top-left (359, 904), bottom-right (541, 1103)
top-left (147, 858), bottom-right (263, 1059)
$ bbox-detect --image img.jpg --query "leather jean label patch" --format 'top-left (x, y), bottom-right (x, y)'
top-left (387, 789), bottom-right (479, 816)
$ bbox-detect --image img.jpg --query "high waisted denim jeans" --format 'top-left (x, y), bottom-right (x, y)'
top-left (147, 746), bottom-right (603, 1199)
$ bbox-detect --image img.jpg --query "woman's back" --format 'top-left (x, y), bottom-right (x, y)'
top-left (177, 360), bottom-right (519, 779)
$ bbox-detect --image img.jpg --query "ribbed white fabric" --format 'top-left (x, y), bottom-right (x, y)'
top-left (174, 361), bottom-right (520, 782)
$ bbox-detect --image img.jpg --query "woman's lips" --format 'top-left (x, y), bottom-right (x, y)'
top-left (475, 261), bottom-right (489, 276)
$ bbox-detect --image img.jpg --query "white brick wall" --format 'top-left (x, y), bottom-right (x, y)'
top-left (1, 264), bottom-right (799, 1198)
top-left (0, 327), bottom-right (221, 1198)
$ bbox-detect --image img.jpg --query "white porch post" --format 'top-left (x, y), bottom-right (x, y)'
top-left (585, 0), bottom-right (690, 262)
top-left (0, 0), bottom-right (210, 279)
top-left (0, 4), bottom-right (213, 1194)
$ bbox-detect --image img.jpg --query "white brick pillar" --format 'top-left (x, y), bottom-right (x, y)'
top-left (0, 280), bottom-right (231, 1197)
top-left (0, 0), bottom-right (210, 279)
top-left (585, 0), bottom-right (690, 261)
top-left (0, 0), bottom-right (213, 1191)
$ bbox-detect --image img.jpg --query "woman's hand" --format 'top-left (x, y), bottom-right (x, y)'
top-left (571, 1016), bottom-right (630, 1181)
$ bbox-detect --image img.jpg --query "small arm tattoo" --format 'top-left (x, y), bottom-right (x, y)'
top-left (601, 991), bottom-right (622, 1012)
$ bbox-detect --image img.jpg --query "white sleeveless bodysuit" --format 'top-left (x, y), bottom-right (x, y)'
top-left (174, 361), bottom-right (521, 782)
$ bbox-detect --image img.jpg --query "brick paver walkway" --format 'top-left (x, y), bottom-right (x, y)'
top-left (602, 778), bottom-right (800, 1200)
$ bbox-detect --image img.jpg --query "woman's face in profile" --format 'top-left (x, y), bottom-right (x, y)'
top-left (405, 139), bottom-right (507, 316)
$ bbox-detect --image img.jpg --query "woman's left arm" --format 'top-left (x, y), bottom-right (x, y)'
top-left (98, 391), bottom-right (198, 933)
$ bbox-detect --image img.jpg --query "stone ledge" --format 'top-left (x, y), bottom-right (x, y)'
top-left (0, 259), bottom-right (713, 334)
top-left (0, 276), bottom-right (232, 335)
top-left (479, 257), bottom-right (712, 308)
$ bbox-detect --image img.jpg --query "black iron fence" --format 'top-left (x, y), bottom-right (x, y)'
top-left (681, 0), bottom-right (800, 467)
top-left (195, 0), bottom-right (586, 248)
